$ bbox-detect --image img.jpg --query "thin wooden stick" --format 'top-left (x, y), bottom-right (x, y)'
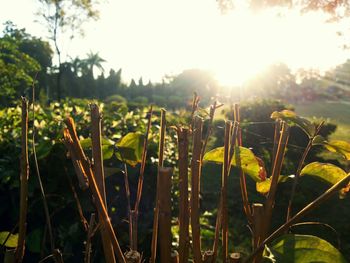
top-left (63, 118), bottom-right (125, 263)
top-left (222, 121), bottom-right (232, 262)
top-left (245, 173), bottom-right (350, 263)
top-left (176, 127), bottom-right (190, 263)
top-left (286, 121), bottom-right (324, 221)
top-left (234, 104), bottom-right (252, 223)
top-left (191, 116), bottom-right (203, 263)
top-left (90, 104), bottom-right (116, 263)
top-left (150, 109), bottom-right (166, 263)
top-left (132, 106), bottom-right (153, 251)
top-left (158, 167), bottom-right (173, 263)
top-left (16, 97), bottom-right (29, 263)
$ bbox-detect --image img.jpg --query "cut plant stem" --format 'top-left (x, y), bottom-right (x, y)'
top-left (16, 97), bottom-right (29, 263)
top-left (254, 121), bottom-right (289, 262)
top-left (176, 127), bottom-right (190, 263)
top-left (90, 104), bottom-right (116, 263)
top-left (158, 167), bottom-right (173, 263)
top-left (286, 121), bottom-right (324, 221)
top-left (233, 104), bottom-right (252, 223)
top-left (191, 116), bottom-right (203, 263)
top-left (245, 173), bottom-right (350, 263)
top-left (150, 109), bottom-right (166, 263)
top-left (63, 118), bottom-right (125, 263)
top-left (222, 121), bottom-right (232, 262)
top-left (132, 106), bottom-right (153, 251)
top-left (31, 84), bottom-right (56, 257)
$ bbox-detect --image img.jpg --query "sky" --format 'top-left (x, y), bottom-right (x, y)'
top-left (1, 0), bottom-right (350, 86)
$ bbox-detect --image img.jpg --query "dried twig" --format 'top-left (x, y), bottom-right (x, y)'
top-left (84, 213), bottom-right (96, 263)
top-left (63, 118), bottom-right (125, 263)
top-left (150, 109), bottom-right (166, 263)
top-left (176, 127), bottom-right (190, 263)
top-left (90, 104), bottom-right (116, 263)
top-left (158, 167), bottom-right (173, 263)
top-left (191, 116), bottom-right (203, 263)
top-left (16, 97), bottom-right (29, 263)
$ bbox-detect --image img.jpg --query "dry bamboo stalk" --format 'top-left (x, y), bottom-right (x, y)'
top-left (16, 97), bottom-right (29, 263)
top-left (176, 127), bottom-right (190, 263)
top-left (245, 173), bottom-right (350, 263)
top-left (90, 104), bottom-right (116, 263)
top-left (63, 119), bottom-right (125, 263)
top-left (191, 116), bottom-right (203, 263)
top-left (150, 109), bottom-right (166, 263)
top-left (222, 121), bottom-right (232, 262)
top-left (158, 167), bottom-right (173, 263)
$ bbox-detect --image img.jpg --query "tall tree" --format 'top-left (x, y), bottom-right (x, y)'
top-left (83, 51), bottom-right (106, 77)
top-left (36, 0), bottom-right (100, 101)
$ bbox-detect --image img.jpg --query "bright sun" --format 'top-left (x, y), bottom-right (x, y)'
top-left (91, 0), bottom-right (349, 87)
top-left (4, 0), bottom-right (349, 86)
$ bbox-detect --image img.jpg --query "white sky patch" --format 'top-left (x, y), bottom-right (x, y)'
top-left (1, 0), bottom-right (350, 85)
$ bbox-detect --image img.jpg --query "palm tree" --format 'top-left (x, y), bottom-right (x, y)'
top-left (83, 51), bottom-right (106, 78)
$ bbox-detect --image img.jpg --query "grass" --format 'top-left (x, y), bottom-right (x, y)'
top-left (295, 100), bottom-right (350, 140)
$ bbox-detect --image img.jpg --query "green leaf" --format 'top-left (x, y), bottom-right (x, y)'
top-left (256, 175), bottom-right (293, 194)
top-left (35, 140), bottom-right (53, 160)
top-left (301, 162), bottom-right (347, 186)
top-left (102, 145), bottom-right (114, 160)
top-left (203, 146), bottom-right (262, 182)
top-left (264, 234), bottom-right (347, 263)
top-left (80, 138), bottom-right (114, 149)
top-left (324, 140), bottom-right (350, 160)
top-left (271, 110), bottom-right (315, 137)
top-left (312, 135), bottom-right (326, 146)
top-left (0, 231), bottom-right (18, 248)
top-left (115, 132), bottom-right (144, 166)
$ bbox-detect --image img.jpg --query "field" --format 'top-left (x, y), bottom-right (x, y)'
top-left (295, 100), bottom-right (350, 140)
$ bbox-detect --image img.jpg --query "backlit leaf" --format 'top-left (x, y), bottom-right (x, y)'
top-left (271, 110), bottom-right (315, 137)
top-left (264, 234), bottom-right (347, 263)
top-left (115, 132), bottom-right (144, 166)
top-left (256, 175), bottom-right (293, 194)
top-left (0, 231), bottom-right (18, 248)
top-left (300, 162), bottom-right (349, 198)
top-left (203, 146), bottom-right (262, 182)
top-left (324, 140), bottom-right (350, 160)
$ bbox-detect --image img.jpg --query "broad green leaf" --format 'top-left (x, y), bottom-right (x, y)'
top-left (256, 175), bottom-right (293, 194)
top-left (0, 231), bottom-right (18, 248)
top-left (324, 140), bottom-right (350, 160)
top-left (102, 145), bottom-right (114, 160)
top-left (115, 132), bottom-right (144, 166)
top-left (80, 138), bottom-right (114, 149)
top-left (203, 146), bottom-right (261, 182)
top-left (271, 110), bottom-right (315, 138)
top-left (300, 162), bottom-right (349, 198)
top-left (264, 234), bottom-right (347, 263)
top-left (35, 140), bottom-right (53, 160)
